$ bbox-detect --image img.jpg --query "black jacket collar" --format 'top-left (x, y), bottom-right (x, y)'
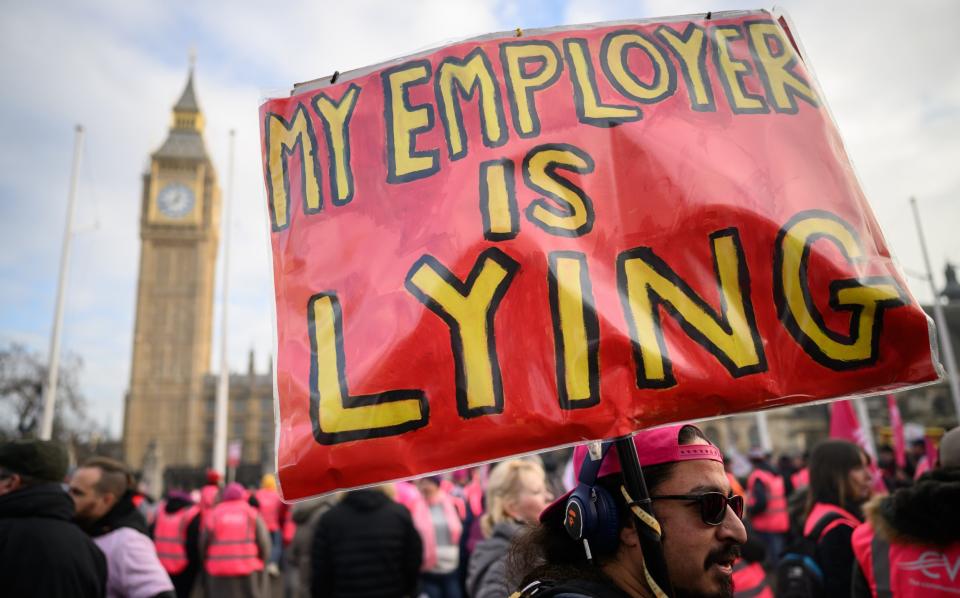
top-left (0, 482), bottom-right (74, 521)
top-left (86, 491), bottom-right (148, 537)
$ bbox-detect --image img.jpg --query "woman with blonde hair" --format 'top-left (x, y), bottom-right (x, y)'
top-left (466, 459), bottom-right (553, 598)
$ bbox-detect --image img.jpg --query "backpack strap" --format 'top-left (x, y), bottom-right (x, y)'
top-left (807, 511), bottom-right (847, 542)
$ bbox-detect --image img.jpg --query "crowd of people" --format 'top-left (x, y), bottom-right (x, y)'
top-left (1, 423), bottom-right (958, 598)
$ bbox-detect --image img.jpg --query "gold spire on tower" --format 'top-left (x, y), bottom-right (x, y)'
top-left (172, 51), bottom-right (203, 133)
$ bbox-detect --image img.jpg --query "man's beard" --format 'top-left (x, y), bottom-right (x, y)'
top-left (672, 543), bottom-right (740, 598)
top-left (673, 577), bottom-right (734, 598)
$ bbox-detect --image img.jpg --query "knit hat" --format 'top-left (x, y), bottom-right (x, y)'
top-left (0, 439), bottom-right (69, 482)
top-left (261, 473), bottom-right (276, 490)
top-left (222, 482), bottom-right (245, 501)
top-left (205, 468), bottom-right (221, 485)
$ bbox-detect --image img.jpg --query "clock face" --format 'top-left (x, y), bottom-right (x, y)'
top-left (157, 183), bottom-right (196, 219)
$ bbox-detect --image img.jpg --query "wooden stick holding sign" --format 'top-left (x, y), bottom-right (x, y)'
top-left (616, 437), bottom-right (674, 598)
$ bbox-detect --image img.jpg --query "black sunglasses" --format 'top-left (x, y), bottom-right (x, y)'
top-left (651, 492), bottom-right (744, 526)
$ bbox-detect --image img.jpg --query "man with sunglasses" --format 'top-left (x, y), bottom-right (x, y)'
top-left (511, 424), bottom-right (747, 598)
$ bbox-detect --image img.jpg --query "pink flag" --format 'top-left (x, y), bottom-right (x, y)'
top-left (830, 399), bottom-right (887, 493)
top-left (887, 395), bottom-right (907, 468)
top-left (925, 437), bottom-right (939, 470)
top-left (830, 400), bottom-right (866, 446)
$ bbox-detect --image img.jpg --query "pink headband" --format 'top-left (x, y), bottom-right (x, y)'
top-left (540, 424), bottom-right (724, 523)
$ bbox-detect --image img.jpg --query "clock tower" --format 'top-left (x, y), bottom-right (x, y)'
top-left (123, 66), bottom-right (220, 469)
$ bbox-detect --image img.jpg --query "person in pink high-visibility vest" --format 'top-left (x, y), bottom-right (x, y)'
top-left (746, 449), bottom-right (790, 568)
top-left (852, 426), bottom-right (960, 598)
top-left (803, 440), bottom-right (874, 598)
top-left (202, 482), bottom-right (270, 598)
top-left (199, 469), bottom-right (221, 529)
top-left (151, 490), bottom-right (201, 598)
top-left (415, 476), bottom-right (463, 598)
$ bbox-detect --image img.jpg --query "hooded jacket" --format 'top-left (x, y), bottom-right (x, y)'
top-left (864, 468), bottom-right (960, 547)
top-left (466, 519), bottom-right (523, 598)
top-left (0, 482), bottom-right (107, 597)
top-left (311, 489), bottom-right (423, 598)
top-left (852, 468), bottom-right (960, 597)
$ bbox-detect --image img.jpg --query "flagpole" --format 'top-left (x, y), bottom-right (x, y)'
top-left (213, 129), bottom-right (236, 476)
top-left (910, 197), bottom-right (960, 423)
top-left (755, 411), bottom-right (772, 453)
top-left (854, 398), bottom-right (877, 458)
top-left (40, 124), bottom-right (84, 440)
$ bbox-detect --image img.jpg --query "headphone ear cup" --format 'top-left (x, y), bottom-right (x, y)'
top-left (587, 485), bottom-right (621, 556)
top-left (564, 486), bottom-right (595, 542)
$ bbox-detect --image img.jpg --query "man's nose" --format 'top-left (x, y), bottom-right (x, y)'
top-left (718, 505), bottom-right (747, 544)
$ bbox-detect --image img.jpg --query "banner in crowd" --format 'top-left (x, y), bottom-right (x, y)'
top-left (888, 395), bottom-right (907, 469)
top-left (259, 10), bottom-right (942, 499)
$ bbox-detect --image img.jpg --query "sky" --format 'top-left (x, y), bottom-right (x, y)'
top-left (1, 0), bottom-right (958, 438)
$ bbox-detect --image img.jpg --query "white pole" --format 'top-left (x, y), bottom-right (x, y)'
top-left (911, 197), bottom-right (960, 423)
top-left (854, 398), bottom-right (877, 458)
top-left (755, 411), bottom-right (772, 453)
top-left (40, 125), bottom-right (84, 440)
top-left (213, 130), bottom-right (236, 476)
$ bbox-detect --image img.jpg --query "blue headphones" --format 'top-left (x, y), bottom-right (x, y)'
top-left (564, 441), bottom-right (621, 559)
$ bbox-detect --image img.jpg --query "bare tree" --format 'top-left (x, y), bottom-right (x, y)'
top-left (0, 343), bottom-right (92, 441)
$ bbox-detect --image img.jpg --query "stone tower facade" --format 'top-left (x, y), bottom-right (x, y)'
top-left (123, 68), bottom-right (220, 469)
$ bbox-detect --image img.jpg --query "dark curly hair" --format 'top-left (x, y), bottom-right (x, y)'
top-left (507, 425), bottom-right (709, 587)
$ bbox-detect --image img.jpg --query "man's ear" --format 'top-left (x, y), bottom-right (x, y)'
top-left (101, 492), bottom-right (118, 508)
top-left (619, 524), bottom-right (640, 548)
top-left (0, 472), bottom-right (23, 493)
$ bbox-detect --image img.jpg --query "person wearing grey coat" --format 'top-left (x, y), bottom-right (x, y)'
top-left (283, 495), bottom-right (338, 598)
top-left (466, 520), bottom-right (523, 598)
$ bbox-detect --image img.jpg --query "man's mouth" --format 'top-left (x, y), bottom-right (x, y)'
top-left (711, 561), bottom-right (734, 576)
top-left (705, 545), bottom-right (741, 575)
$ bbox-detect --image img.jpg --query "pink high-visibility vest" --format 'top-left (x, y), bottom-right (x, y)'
top-left (154, 504), bottom-right (200, 575)
top-left (853, 523), bottom-right (960, 598)
top-left (748, 469), bottom-right (789, 533)
top-left (205, 500), bottom-right (263, 576)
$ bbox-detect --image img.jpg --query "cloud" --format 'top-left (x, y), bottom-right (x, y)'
top-left (0, 0), bottom-right (512, 438)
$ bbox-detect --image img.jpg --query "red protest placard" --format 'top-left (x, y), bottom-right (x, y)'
top-left (259, 10), bottom-right (941, 500)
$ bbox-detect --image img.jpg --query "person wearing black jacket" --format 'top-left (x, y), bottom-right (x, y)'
top-left (311, 485), bottom-right (423, 598)
top-left (0, 439), bottom-right (107, 598)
